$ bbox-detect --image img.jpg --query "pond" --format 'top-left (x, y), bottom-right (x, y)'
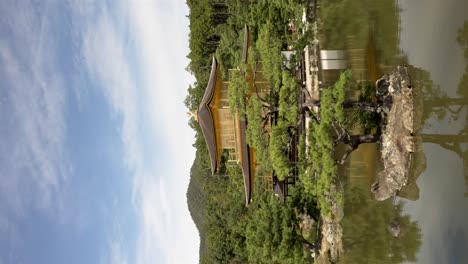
top-left (322, 0), bottom-right (468, 262)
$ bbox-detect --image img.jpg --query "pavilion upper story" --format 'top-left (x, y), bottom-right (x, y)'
top-left (197, 25), bottom-right (271, 205)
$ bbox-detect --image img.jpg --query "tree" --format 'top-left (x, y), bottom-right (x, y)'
top-left (299, 71), bottom-right (383, 215)
top-left (256, 21), bottom-right (284, 92)
top-left (245, 194), bottom-right (312, 264)
top-left (184, 82), bottom-right (207, 113)
top-left (246, 96), bottom-right (272, 169)
top-left (186, 1), bottom-right (383, 261)
top-left (228, 66), bottom-right (249, 116)
top-left (268, 71), bottom-right (300, 179)
top-left (270, 122), bottom-right (293, 180)
top-left (196, 165), bottom-right (249, 263)
top-left (216, 23), bottom-right (243, 69)
top-left (211, 1), bottom-right (229, 25)
top-left (185, 1), bottom-right (320, 262)
top-left (242, 68), bottom-right (381, 199)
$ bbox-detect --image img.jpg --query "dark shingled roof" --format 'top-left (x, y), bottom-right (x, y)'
top-left (197, 57), bottom-right (218, 175)
top-left (242, 25), bottom-right (249, 64)
top-left (274, 180), bottom-right (286, 204)
top-left (240, 24), bottom-right (252, 205)
top-left (238, 119), bottom-right (251, 205)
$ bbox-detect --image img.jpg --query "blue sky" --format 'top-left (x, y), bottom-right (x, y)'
top-left (0, 0), bottom-right (198, 263)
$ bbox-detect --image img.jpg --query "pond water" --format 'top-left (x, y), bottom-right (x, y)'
top-left (324, 0), bottom-right (468, 263)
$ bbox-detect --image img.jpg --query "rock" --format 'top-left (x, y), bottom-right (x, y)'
top-left (322, 219), bottom-right (343, 244)
top-left (324, 183), bottom-right (344, 222)
top-left (372, 66), bottom-right (417, 201)
top-left (376, 74), bottom-right (389, 97)
top-left (398, 135), bottom-right (427, 201)
top-left (298, 213), bottom-right (315, 234)
top-left (322, 218), bottom-right (342, 262)
top-left (319, 183), bottom-right (344, 263)
top-left (388, 219), bottom-right (401, 237)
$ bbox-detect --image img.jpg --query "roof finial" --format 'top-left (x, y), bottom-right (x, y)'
top-left (187, 111), bottom-right (198, 122)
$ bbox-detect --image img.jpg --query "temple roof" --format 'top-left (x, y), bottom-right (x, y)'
top-left (274, 180), bottom-right (286, 204)
top-left (242, 25), bottom-right (249, 64)
top-left (240, 24), bottom-right (252, 205)
top-left (197, 57), bottom-right (218, 175)
top-left (238, 119), bottom-right (251, 205)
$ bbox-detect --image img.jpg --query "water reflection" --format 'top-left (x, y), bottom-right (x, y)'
top-left (400, 62), bottom-right (468, 201)
top-left (322, 0), bottom-right (468, 262)
top-left (341, 185), bottom-right (422, 263)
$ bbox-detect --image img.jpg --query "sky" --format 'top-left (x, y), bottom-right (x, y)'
top-left (0, 0), bottom-right (199, 263)
top-left (399, 0), bottom-right (468, 263)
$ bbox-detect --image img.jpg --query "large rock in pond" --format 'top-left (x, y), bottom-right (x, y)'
top-left (371, 66), bottom-right (416, 201)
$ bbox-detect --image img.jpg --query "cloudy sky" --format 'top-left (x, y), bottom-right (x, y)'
top-left (399, 0), bottom-right (468, 263)
top-left (0, 0), bottom-right (198, 263)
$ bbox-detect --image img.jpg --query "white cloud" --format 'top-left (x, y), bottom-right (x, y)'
top-left (0, 1), bottom-right (71, 261)
top-left (82, 8), bottom-right (143, 172)
top-left (80, 0), bottom-right (199, 263)
top-left (0, 0), bottom-right (198, 262)
top-left (125, 1), bottom-right (199, 263)
top-left (110, 242), bottom-right (129, 264)
top-left (0, 0), bottom-right (68, 226)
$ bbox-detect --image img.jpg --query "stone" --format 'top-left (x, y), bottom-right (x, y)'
top-left (298, 213), bottom-right (315, 234)
top-left (388, 219), bottom-right (401, 237)
top-left (322, 218), bottom-right (342, 262)
top-left (372, 66), bottom-right (416, 201)
top-left (319, 183), bottom-right (344, 262)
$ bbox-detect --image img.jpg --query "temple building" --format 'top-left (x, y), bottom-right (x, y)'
top-left (196, 26), bottom-right (273, 205)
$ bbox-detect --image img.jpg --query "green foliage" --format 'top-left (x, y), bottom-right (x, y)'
top-left (226, 0), bottom-right (254, 29)
top-left (186, 148), bottom-right (211, 257)
top-left (186, 0), bottom-right (217, 81)
top-left (257, 21), bottom-right (284, 92)
top-left (184, 83), bottom-right (203, 112)
top-left (216, 24), bottom-right (243, 70)
top-left (299, 71), bottom-right (355, 216)
top-left (279, 71), bottom-right (299, 124)
top-left (186, 0), bottom-right (324, 261)
top-left (247, 45), bottom-right (260, 70)
top-left (189, 151), bottom-right (318, 263)
top-left (193, 163), bottom-right (249, 263)
top-left (245, 194), bottom-right (311, 264)
top-left (268, 71), bottom-right (301, 180)
top-left (185, 0), bottom-right (428, 262)
top-left (345, 81), bottom-right (381, 134)
top-left (228, 67), bottom-right (249, 116)
top-left (332, 70), bottom-right (351, 123)
top-left (269, 123), bottom-right (291, 180)
top-left (297, 132), bottom-right (314, 192)
top-left (218, 149), bottom-right (231, 175)
top-left (246, 96), bottom-right (272, 169)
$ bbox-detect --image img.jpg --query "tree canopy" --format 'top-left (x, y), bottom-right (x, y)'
top-left (185, 0), bottom-right (424, 263)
